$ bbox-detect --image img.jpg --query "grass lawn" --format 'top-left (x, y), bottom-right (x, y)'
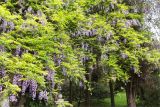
top-left (80, 92), bottom-right (127, 107)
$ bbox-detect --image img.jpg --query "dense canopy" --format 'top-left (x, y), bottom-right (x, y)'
top-left (0, 0), bottom-right (160, 107)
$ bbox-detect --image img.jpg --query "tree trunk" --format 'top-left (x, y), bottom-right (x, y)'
top-left (18, 95), bottom-right (26, 107)
top-left (77, 87), bottom-right (81, 107)
top-left (85, 89), bottom-right (91, 107)
top-left (126, 81), bottom-right (136, 107)
top-left (109, 80), bottom-right (115, 107)
top-left (69, 80), bottom-right (72, 103)
top-left (85, 72), bottom-right (91, 107)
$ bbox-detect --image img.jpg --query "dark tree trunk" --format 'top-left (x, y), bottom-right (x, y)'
top-left (85, 89), bottom-right (91, 107)
top-left (126, 81), bottom-right (136, 107)
top-left (140, 87), bottom-right (145, 101)
top-left (77, 86), bottom-right (82, 107)
top-left (85, 71), bottom-right (91, 107)
top-left (109, 80), bottom-right (115, 107)
top-left (69, 80), bottom-right (72, 103)
top-left (18, 96), bottom-right (25, 107)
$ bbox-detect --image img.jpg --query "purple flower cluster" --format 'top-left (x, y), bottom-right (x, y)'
top-left (21, 80), bottom-right (30, 95)
top-left (0, 18), bottom-right (15, 33)
top-left (46, 69), bottom-right (55, 88)
top-left (15, 46), bottom-right (22, 56)
top-left (12, 74), bottom-right (23, 86)
top-left (0, 85), bottom-right (3, 92)
top-left (29, 80), bottom-right (38, 100)
top-left (38, 90), bottom-right (48, 101)
top-left (21, 80), bottom-right (37, 100)
top-left (53, 53), bottom-right (65, 66)
top-left (71, 29), bottom-right (96, 38)
top-left (0, 68), bottom-right (6, 77)
top-left (87, 3), bottom-right (110, 14)
top-left (125, 19), bottom-right (141, 28)
top-left (9, 94), bottom-right (17, 102)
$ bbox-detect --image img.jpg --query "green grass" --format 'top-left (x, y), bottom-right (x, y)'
top-left (114, 92), bottom-right (127, 107)
top-left (102, 92), bottom-right (127, 107)
top-left (80, 92), bottom-right (127, 107)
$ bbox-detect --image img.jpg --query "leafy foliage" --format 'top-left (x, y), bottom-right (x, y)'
top-left (0, 0), bottom-right (159, 107)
